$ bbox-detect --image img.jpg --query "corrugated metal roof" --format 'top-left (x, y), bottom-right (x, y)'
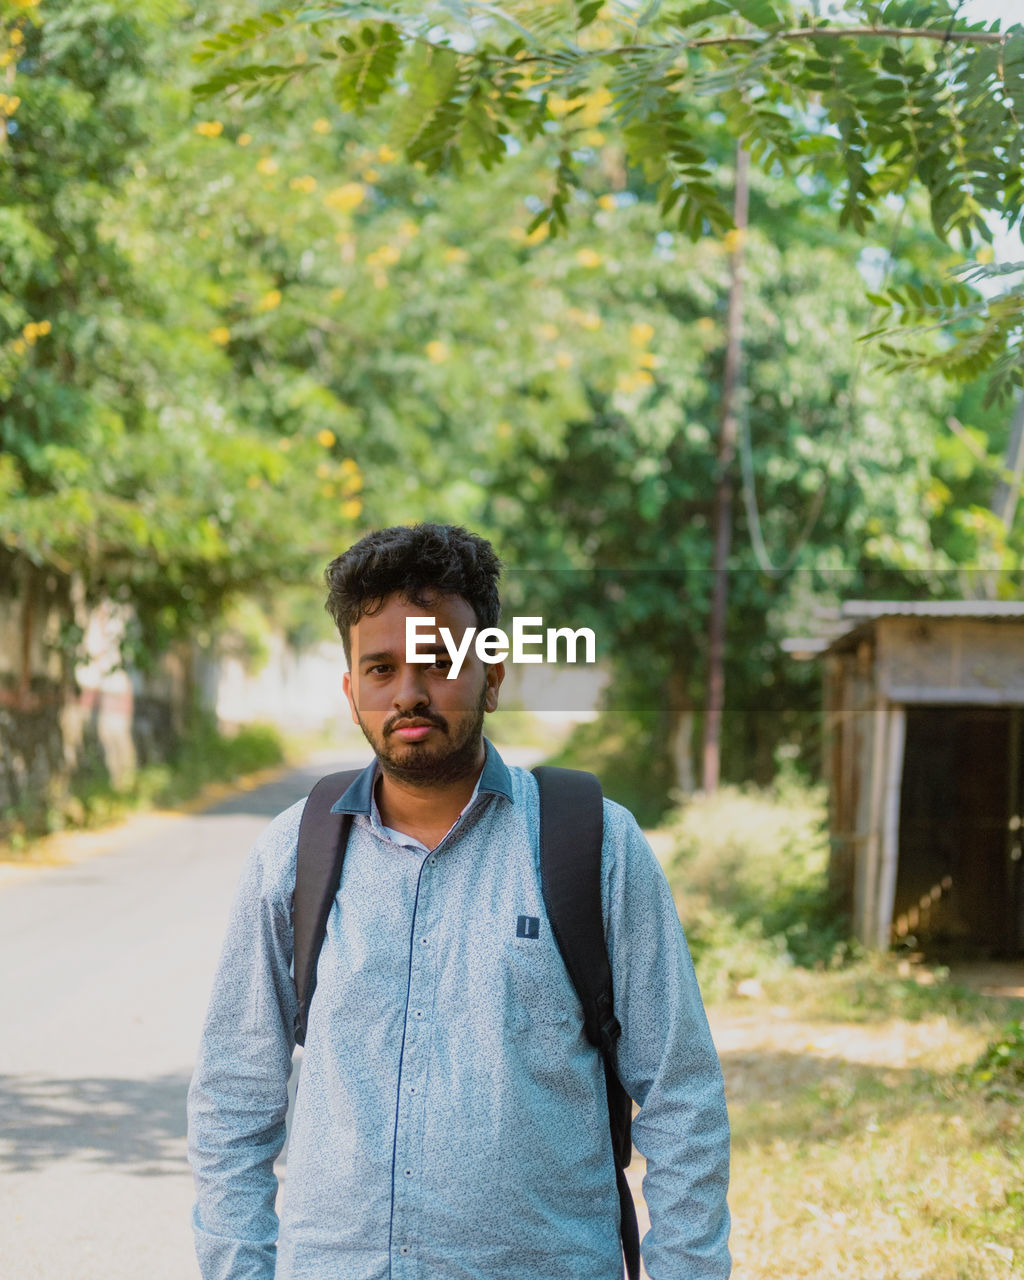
top-left (783, 599), bottom-right (1024, 658)
top-left (839, 600), bottom-right (1024, 620)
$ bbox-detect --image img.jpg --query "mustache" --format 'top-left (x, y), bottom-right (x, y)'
top-left (383, 711), bottom-right (449, 736)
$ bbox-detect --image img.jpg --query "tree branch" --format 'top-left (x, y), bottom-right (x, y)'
top-left (688, 25), bottom-right (1008, 48)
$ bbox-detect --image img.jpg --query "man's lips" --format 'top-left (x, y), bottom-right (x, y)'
top-left (392, 725), bottom-right (434, 742)
top-left (387, 718), bottom-right (445, 742)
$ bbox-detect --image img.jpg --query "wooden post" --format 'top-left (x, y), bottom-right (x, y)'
top-left (859, 697), bottom-right (889, 945)
top-left (875, 703), bottom-right (906, 949)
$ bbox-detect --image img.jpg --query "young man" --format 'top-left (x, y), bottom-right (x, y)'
top-left (187, 522), bottom-right (731, 1280)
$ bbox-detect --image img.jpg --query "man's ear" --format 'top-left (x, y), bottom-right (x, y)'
top-left (484, 661), bottom-right (505, 713)
top-left (342, 669), bottom-right (359, 726)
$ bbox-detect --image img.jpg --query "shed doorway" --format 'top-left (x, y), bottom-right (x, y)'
top-left (895, 705), bottom-right (1024, 957)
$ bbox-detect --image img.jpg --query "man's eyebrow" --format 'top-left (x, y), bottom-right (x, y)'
top-left (358, 650), bottom-right (395, 665)
top-left (359, 643), bottom-right (450, 666)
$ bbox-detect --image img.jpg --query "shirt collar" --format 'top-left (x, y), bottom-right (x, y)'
top-left (329, 737), bottom-right (513, 815)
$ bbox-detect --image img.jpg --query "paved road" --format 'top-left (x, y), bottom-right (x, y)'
top-left (0, 756), bottom-right (368, 1280)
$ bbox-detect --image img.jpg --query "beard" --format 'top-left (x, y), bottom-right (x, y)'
top-left (353, 681), bottom-right (489, 787)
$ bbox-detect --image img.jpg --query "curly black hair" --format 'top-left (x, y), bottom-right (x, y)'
top-left (324, 523), bottom-right (502, 660)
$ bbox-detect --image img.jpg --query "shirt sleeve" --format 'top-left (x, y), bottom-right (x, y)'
top-left (186, 803), bottom-right (303, 1280)
top-left (602, 800), bottom-right (732, 1280)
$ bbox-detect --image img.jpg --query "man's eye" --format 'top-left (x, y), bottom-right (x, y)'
top-left (430, 657), bottom-right (452, 670)
top-left (368, 664), bottom-right (392, 676)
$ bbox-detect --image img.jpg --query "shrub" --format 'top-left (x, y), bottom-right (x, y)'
top-left (964, 1021), bottom-right (1024, 1099)
top-left (666, 780), bottom-right (853, 979)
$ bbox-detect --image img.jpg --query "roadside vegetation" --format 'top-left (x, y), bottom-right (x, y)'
top-left (0, 715), bottom-right (286, 859)
top-left (659, 783), bottom-right (1024, 1279)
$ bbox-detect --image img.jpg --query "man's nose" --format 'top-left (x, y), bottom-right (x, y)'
top-left (392, 664), bottom-right (430, 712)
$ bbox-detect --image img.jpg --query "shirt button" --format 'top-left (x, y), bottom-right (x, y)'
top-left (399, 1245), bottom-right (411, 1255)
top-left (429, 857), bottom-right (437, 866)
top-left (409, 1085), bottom-right (417, 1094)
top-left (404, 1167), bottom-right (413, 1178)
top-left (413, 1010), bottom-right (424, 1019)
top-left (419, 936), bottom-right (428, 946)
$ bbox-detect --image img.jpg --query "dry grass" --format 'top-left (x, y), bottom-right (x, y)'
top-left (645, 783), bottom-right (1024, 1277)
top-left (707, 984), bottom-right (1024, 1280)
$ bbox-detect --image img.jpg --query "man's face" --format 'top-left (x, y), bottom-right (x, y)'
top-left (342, 591), bottom-right (503, 786)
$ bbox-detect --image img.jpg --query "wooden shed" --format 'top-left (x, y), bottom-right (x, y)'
top-left (789, 601), bottom-right (1024, 956)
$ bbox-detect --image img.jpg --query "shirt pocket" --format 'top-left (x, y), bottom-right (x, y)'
top-left (505, 933), bottom-right (579, 1031)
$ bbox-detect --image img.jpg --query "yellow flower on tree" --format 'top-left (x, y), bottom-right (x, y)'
top-left (313, 117), bottom-right (331, 134)
top-left (546, 95), bottom-right (577, 118)
top-left (290, 175), bottom-right (318, 195)
top-left (237, 133), bottom-right (252, 147)
top-left (537, 323), bottom-right (559, 342)
top-left (425, 340), bottom-right (450, 364)
top-left (195, 121), bottom-right (224, 138)
top-left (325, 182), bottom-right (366, 213)
top-left (444, 247), bottom-right (468, 264)
top-left (366, 244), bottom-right (401, 268)
top-left (598, 194), bottom-right (618, 211)
top-left (576, 248), bottom-right (602, 269)
top-left (630, 321), bottom-right (655, 346)
top-left (377, 144), bottom-right (398, 163)
top-left (317, 429), bottom-right (337, 448)
top-left (568, 308), bottom-right (601, 332)
top-left (555, 351), bottom-right (574, 369)
top-left (257, 157), bottom-right (279, 176)
top-left (580, 88), bottom-right (612, 128)
top-left (341, 499), bottom-right (363, 520)
top-left (209, 326), bottom-right (231, 346)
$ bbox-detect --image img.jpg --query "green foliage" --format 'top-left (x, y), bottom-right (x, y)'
top-left (964, 1020), bottom-right (1024, 1100)
top-left (865, 259), bottom-right (1024, 406)
top-left (545, 708), bottom-right (677, 828)
top-left (0, 716), bottom-right (285, 850)
top-left (664, 779), bottom-right (854, 989)
top-left (194, 0), bottom-right (1024, 383)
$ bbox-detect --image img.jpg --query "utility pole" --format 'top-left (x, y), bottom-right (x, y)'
top-left (701, 145), bottom-right (749, 793)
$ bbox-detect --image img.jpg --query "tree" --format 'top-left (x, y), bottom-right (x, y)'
top-left (194, 0), bottom-right (1024, 398)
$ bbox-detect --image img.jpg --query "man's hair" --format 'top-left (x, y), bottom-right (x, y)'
top-left (325, 523), bottom-right (502, 659)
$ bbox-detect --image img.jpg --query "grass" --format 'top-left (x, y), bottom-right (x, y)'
top-left (716, 991), bottom-right (1024, 1280)
top-left (647, 780), bottom-right (1024, 1279)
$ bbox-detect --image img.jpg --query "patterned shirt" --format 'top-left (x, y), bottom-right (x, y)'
top-left (186, 742), bottom-right (731, 1279)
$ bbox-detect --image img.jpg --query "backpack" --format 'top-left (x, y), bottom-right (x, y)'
top-left (292, 764), bottom-right (640, 1280)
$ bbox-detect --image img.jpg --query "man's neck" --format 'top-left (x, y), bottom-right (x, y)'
top-left (375, 752), bottom-right (485, 849)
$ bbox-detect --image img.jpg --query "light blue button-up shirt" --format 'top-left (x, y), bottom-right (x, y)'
top-left (187, 743), bottom-right (731, 1280)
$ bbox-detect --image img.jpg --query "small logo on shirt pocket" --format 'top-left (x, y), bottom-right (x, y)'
top-left (516, 914), bottom-right (540, 940)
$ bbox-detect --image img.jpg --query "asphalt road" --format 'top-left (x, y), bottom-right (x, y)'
top-left (0, 756), bottom-right (368, 1280)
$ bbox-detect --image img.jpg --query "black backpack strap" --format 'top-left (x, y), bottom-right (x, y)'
top-left (532, 765), bottom-right (641, 1280)
top-left (292, 769), bottom-right (363, 1047)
